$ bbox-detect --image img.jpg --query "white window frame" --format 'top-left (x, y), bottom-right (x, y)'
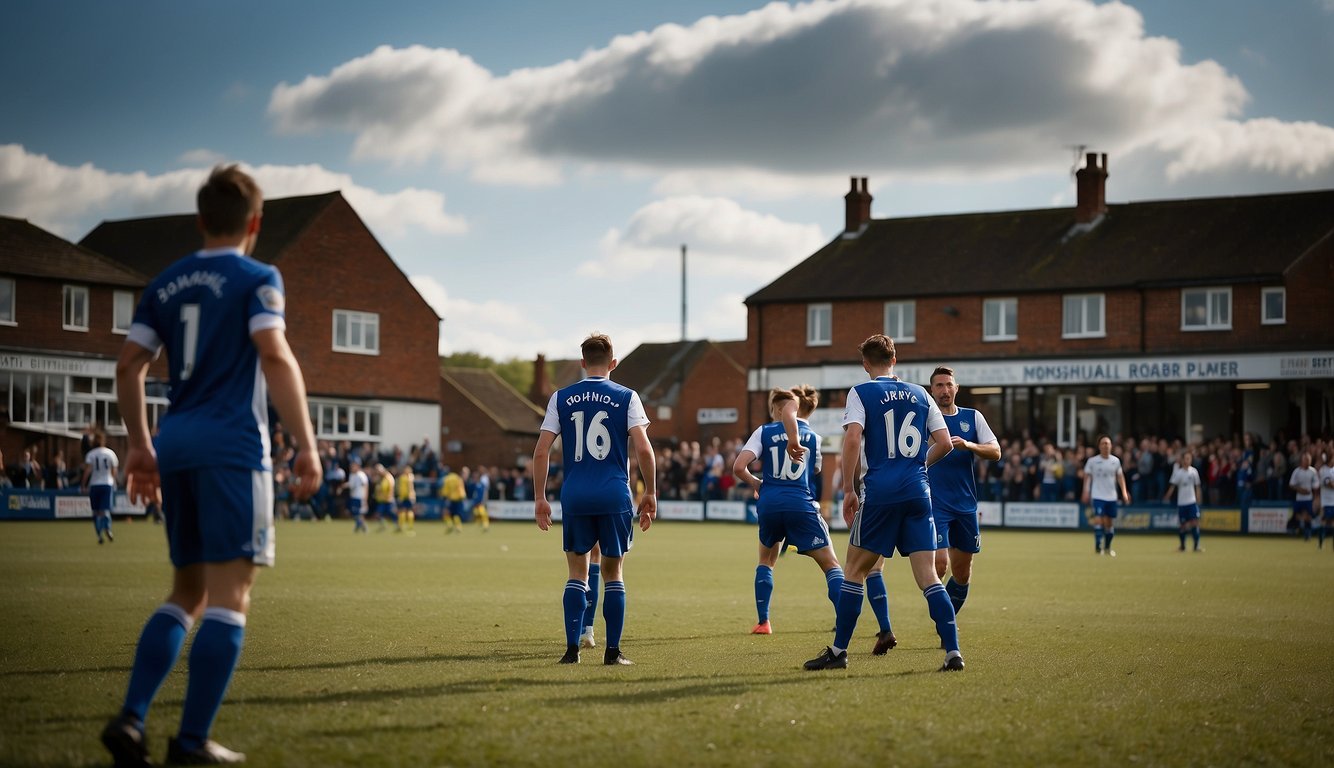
top-left (62, 285), bottom-right (89, 331)
top-left (308, 399), bottom-right (383, 442)
top-left (332, 309), bottom-right (381, 355)
top-left (983, 298), bottom-right (1017, 342)
top-left (1061, 293), bottom-right (1105, 339)
top-left (0, 277), bottom-right (15, 326)
top-left (806, 303), bottom-right (832, 347)
top-left (883, 300), bottom-right (916, 343)
top-left (1181, 287), bottom-right (1231, 331)
top-left (112, 290), bottom-right (134, 334)
top-left (1260, 287), bottom-right (1286, 326)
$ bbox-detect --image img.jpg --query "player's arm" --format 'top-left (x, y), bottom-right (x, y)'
top-left (115, 340), bottom-right (160, 506)
top-left (925, 427), bottom-right (952, 468)
top-left (779, 399), bottom-right (805, 461)
top-left (630, 424), bottom-right (656, 531)
top-left (732, 449), bottom-right (761, 498)
top-left (1162, 476), bottom-right (1176, 503)
top-left (1117, 466), bottom-right (1131, 504)
top-left (80, 461), bottom-right (91, 492)
top-left (532, 430), bottom-right (557, 530)
top-left (253, 328), bottom-right (320, 501)
top-left (1081, 463), bottom-right (1092, 504)
top-left (840, 422), bottom-right (863, 527)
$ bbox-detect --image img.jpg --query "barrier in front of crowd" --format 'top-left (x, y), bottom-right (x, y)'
top-left (0, 488), bottom-right (1301, 535)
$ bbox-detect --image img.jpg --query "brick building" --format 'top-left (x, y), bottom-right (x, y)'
top-left (610, 339), bottom-right (750, 446)
top-left (81, 192), bottom-right (441, 452)
top-left (0, 216), bottom-right (159, 464)
top-left (439, 366), bottom-right (544, 470)
top-left (745, 156), bottom-right (1334, 447)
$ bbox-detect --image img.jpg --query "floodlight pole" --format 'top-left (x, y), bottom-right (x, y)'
top-left (680, 244), bottom-right (687, 341)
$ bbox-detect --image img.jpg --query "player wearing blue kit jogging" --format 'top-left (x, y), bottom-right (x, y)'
top-left (102, 166), bottom-right (321, 767)
top-left (734, 387), bottom-right (844, 635)
top-left (533, 334), bottom-right (657, 666)
top-left (805, 335), bottom-right (963, 672)
top-left (83, 434), bottom-right (120, 544)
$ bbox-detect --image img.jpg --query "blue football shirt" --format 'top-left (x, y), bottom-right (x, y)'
top-left (127, 247), bottom-right (285, 473)
top-left (741, 419), bottom-right (820, 511)
top-left (843, 377), bottom-right (945, 504)
top-left (540, 376), bottom-right (649, 516)
top-left (927, 407), bottom-right (997, 514)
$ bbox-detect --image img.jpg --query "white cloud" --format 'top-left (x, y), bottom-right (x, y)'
top-left (583, 195), bottom-right (826, 279)
top-left (177, 148), bottom-right (228, 167)
top-left (0, 144), bottom-right (466, 241)
top-left (264, 0), bottom-right (1334, 194)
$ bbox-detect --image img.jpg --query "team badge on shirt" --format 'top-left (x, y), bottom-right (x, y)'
top-left (257, 285), bottom-right (285, 313)
top-left (961, 422), bottom-right (971, 433)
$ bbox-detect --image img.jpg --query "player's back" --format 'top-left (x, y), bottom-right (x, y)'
top-left (854, 378), bottom-right (934, 503)
top-left (755, 421), bottom-right (819, 509)
top-left (928, 407), bottom-right (986, 513)
top-left (556, 377), bottom-right (634, 516)
top-left (86, 447), bottom-right (118, 486)
top-left (135, 250), bottom-right (282, 473)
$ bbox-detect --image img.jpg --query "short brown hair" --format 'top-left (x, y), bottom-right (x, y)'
top-left (792, 384), bottom-right (819, 417)
top-left (768, 387), bottom-right (796, 418)
top-left (581, 333), bottom-right (613, 366)
top-left (197, 164), bottom-right (263, 237)
top-left (858, 334), bottom-right (895, 366)
top-left (930, 366), bottom-right (955, 384)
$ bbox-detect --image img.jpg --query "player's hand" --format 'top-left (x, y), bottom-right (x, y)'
top-left (786, 443), bottom-right (807, 462)
top-left (1081, 492), bottom-right (1090, 505)
top-left (1123, 494), bottom-right (1132, 505)
top-left (291, 449), bottom-right (321, 501)
top-left (842, 492), bottom-right (859, 528)
top-left (124, 445), bottom-right (161, 507)
top-left (535, 499), bottom-right (552, 531)
top-left (637, 494), bottom-right (657, 532)
top-left (950, 435), bottom-right (970, 450)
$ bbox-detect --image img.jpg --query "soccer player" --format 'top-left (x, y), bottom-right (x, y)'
top-left (1289, 452), bottom-right (1319, 541)
top-left (372, 463), bottom-right (394, 532)
top-left (1163, 451), bottom-right (1203, 552)
top-left (395, 464), bottom-right (417, 534)
top-left (440, 465), bottom-right (466, 533)
top-left (532, 333), bottom-right (657, 665)
top-left (805, 334), bottom-right (962, 672)
top-left (734, 387), bottom-right (843, 635)
top-left (1083, 436), bottom-right (1131, 556)
top-left (1317, 451), bottom-right (1334, 549)
top-left (101, 165), bottom-right (321, 766)
top-left (343, 459), bottom-right (369, 533)
top-left (471, 465), bottom-right (491, 532)
top-left (925, 367), bottom-right (1000, 617)
top-left (82, 432), bottom-right (119, 545)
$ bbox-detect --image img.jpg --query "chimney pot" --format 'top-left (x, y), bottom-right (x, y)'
top-left (1074, 152), bottom-right (1109, 225)
top-left (843, 176), bottom-right (873, 234)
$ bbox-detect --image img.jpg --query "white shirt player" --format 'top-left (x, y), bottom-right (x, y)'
top-left (1289, 466), bottom-right (1318, 501)
top-left (1085, 454), bottom-right (1124, 502)
top-left (1168, 464), bottom-right (1200, 507)
top-left (1320, 465), bottom-right (1334, 508)
top-left (347, 469), bottom-right (369, 502)
top-left (85, 446), bottom-right (119, 487)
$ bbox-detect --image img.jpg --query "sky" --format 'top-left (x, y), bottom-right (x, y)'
top-left (4, 0), bottom-right (1333, 363)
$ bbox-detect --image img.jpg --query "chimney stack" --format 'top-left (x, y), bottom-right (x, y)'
top-left (1074, 152), bottom-right (1108, 224)
top-left (528, 354), bottom-right (550, 406)
top-left (844, 176), bottom-right (872, 235)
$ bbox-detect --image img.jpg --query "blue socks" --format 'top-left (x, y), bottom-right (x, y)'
top-left (924, 583), bottom-right (959, 653)
top-left (865, 571), bottom-right (892, 633)
top-left (563, 580), bottom-right (587, 647)
top-left (1192, 527), bottom-right (1201, 550)
top-left (1094, 525), bottom-right (1104, 551)
top-left (603, 581), bottom-right (626, 649)
top-left (944, 577), bottom-right (970, 614)
top-left (824, 566), bottom-right (844, 607)
top-left (583, 563), bottom-right (601, 634)
top-left (176, 607), bottom-right (246, 751)
top-left (1104, 528), bottom-right (1115, 551)
top-left (832, 581), bottom-right (865, 653)
top-left (754, 565), bottom-right (774, 623)
top-left (122, 604), bottom-right (193, 724)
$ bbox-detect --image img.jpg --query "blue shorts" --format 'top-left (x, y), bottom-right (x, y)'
top-left (1092, 499), bottom-right (1119, 519)
top-left (397, 499), bottom-right (414, 510)
top-left (349, 497), bottom-right (365, 516)
top-left (1178, 504), bottom-right (1201, 523)
top-left (933, 507), bottom-right (981, 554)
top-left (1294, 500), bottom-right (1314, 516)
top-left (1324, 506), bottom-right (1334, 521)
top-left (757, 501), bottom-right (831, 553)
top-left (448, 499), bottom-right (465, 518)
top-left (376, 501), bottom-right (393, 516)
top-left (161, 467), bottom-right (274, 568)
top-left (89, 484), bottom-right (114, 514)
top-left (563, 513), bottom-right (634, 558)
top-left (849, 496), bottom-right (935, 558)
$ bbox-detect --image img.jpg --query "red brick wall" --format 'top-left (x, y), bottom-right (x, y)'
top-left (0, 276), bottom-right (138, 359)
top-left (276, 197), bottom-right (439, 403)
top-left (676, 345), bottom-right (748, 446)
top-left (439, 377), bottom-right (537, 470)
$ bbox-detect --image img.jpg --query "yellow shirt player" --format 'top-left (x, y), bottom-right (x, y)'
top-left (441, 468), bottom-right (466, 533)
top-left (395, 467), bottom-right (416, 533)
top-left (373, 464), bottom-right (395, 532)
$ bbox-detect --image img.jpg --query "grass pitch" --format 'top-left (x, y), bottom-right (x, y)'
top-left (1, 518), bottom-right (1332, 767)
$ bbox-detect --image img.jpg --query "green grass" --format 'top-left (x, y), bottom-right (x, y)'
top-left (1, 519), bottom-right (1332, 767)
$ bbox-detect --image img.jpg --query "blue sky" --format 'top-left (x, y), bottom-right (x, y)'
top-left (4, 0), bottom-right (1333, 362)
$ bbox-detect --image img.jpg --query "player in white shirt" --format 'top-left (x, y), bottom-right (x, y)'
top-left (1317, 451), bottom-right (1334, 549)
top-left (343, 460), bottom-right (370, 533)
top-left (1163, 451), bottom-right (1203, 552)
top-left (82, 433), bottom-right (119, 544)
top-left (1289, 452), bottom-right (1319, 542)
top-left (1082, 436), bottom-right (1131, 557)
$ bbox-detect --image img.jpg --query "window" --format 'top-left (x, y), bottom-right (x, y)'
top-left (883, 301), bottom-right (916, 343)
top-left (62, 285), bottom-right (89, 331)
top-left (983, 298), bottom-right (1017, 341)
top-left (113, 291), bottom-right (134, 334)
top-left (333, 309), bottom-right (380, 354)
top-left (309, 399), bottom-right (383, 441)
top-left (1181, 287), bottom-right (1231, 331)
top-left (1062, 293), bottom-right (1105, 338)
top-left (1261, 287), bottom-right (1285, 325)
top-left (806, 303), bottom-right (831, 346)
top-left (0, 278), bottom-right (14, 325)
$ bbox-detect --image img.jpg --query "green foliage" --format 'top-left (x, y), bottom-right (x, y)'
top-left (440, 352), bottom-right (535, 395)
top-left (2, 522), bottom-right (1332, 767)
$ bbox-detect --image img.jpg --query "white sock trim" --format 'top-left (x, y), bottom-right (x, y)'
top-left (202, 606), bottom-right (247, 628)
top-left (157, 602), bottom-right (195, 631)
